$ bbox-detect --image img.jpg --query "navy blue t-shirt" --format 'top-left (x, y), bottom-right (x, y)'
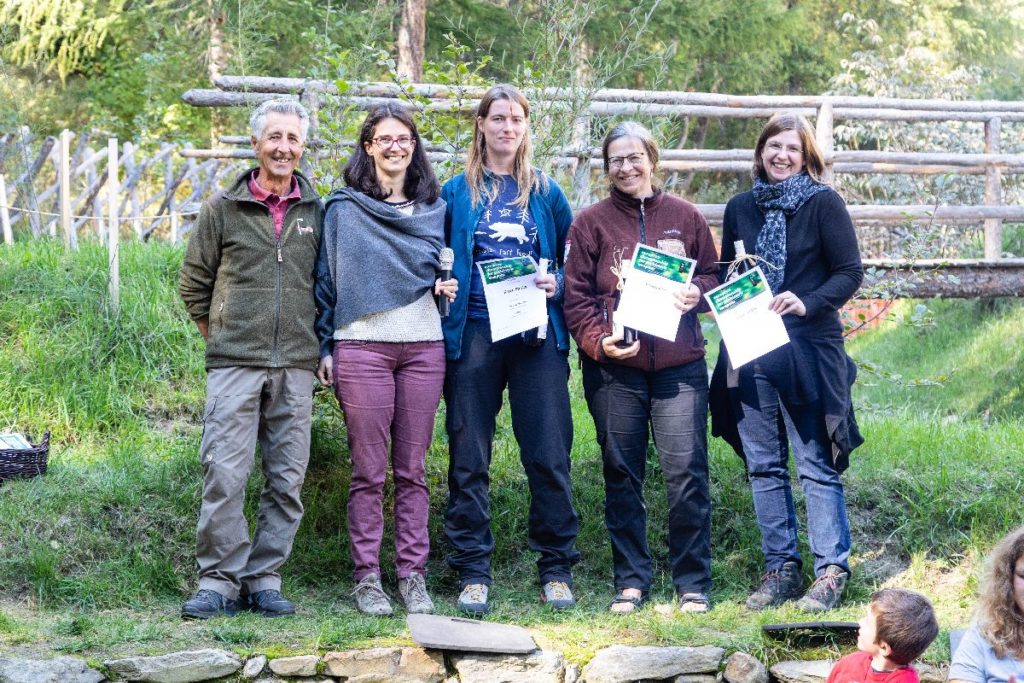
top-left (467, 176), bottom-right (539, 320)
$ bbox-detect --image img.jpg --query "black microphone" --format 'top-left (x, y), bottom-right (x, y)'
top-left (438, 247), bottom-right (454, 318)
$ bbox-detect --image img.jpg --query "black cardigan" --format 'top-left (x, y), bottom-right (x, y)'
top-left (710, 187), bottom-right (864, 472)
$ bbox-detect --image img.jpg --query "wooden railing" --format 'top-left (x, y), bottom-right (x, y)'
top-left (180, 77), bottom-right (1024, 297)
top-left (0, 128), bottom-right (239, 247)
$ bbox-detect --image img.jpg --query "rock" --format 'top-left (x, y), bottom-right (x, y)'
top-left (322, 647), bottom-right (445, 682)
top-left (770, 660), bottom-right (833, 683)
top-left (104, 649), bottom-right (241, 683)
top-left (565, 663), bottom-right (581, 683)
top-left (451, 651), bottom-right (565, 683)
top-left (324, 648), bottom-right (401, 679)
top-left (723, 652), bottom-right (768, 683)
top-left (672, 676), bottom-right (718, 683)
top-left (582, 645), bottom-right (724, 683)
top-left (268, 655), bottom-right (319, 677)
top-left (398, 648), bottom-right (447, 682)
top-left (241, 655), bottom-right (267, 679)
top-left (0, 656), bottom-right (104, 683)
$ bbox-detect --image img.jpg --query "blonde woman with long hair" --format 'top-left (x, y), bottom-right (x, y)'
top-left (949, 526), bottom-right (1024, 683)
top-left (439, 83), bottom-right (579, 614)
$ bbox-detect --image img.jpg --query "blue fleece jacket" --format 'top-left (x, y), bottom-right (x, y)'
top-left (440, 171), bottom-right (573, 361)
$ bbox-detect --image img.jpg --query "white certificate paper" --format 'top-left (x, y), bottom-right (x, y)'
top-left (614, 243), bottom-right (697, 342)
top-left (478, 256), bottom-right (547, 341)
top-left (704, 267), bottom-right (790, 368)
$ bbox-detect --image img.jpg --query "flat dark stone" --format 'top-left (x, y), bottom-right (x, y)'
top-left (763, 621), bottom-right (859, 640)
top-left (407, 614), bottom-right (537, 654)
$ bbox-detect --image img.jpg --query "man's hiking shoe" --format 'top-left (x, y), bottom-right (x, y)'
top-left (246, 589), bottom-right (296, 617)
top-left (678, 592), bottom-right (712, 613)
top-left (796, 565), bottom-right (849, 612)
top-left (181, 589), bottom-right (241, 620)
top-left (745, 561), bottom-right (803, 610)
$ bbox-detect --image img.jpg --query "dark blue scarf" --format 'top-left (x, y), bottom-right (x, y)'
top-left (753, 172), bottom-right (829, 294)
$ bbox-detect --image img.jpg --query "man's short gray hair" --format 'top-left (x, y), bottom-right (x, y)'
top-left (250, 99), bottom-right (310, 141)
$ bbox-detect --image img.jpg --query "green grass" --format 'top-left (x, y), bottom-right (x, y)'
top-left (0, 240), bottom-right (1022, 665)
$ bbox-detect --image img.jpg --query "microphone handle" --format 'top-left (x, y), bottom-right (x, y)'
top-left (438, 268), bottom-right (452, 317)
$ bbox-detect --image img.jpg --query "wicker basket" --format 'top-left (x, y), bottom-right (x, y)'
top-left (0, 431), bottom-right (50, 482)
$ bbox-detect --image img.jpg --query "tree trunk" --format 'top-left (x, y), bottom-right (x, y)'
top-left (207, 0), bottom-right (228, 145)
top-left (396, 0), bottom-right (426, 82)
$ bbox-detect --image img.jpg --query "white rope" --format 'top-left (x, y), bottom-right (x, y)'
top-left (0, 205), bottom-right (198, 221)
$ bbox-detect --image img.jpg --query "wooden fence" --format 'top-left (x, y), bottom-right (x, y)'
top-left (181, 77), bottom-right (1024, 297)
top-left (0, 128), bottom-right (239, 248)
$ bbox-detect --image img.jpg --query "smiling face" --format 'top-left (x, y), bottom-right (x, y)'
top-left (477, 98), bottom-right (527, 163)
top-left (364, 117), bottom-right (415, 182)
top-left (252, 112), bottom-right (304, 186)
top-left (760, 129), bottom-right (805, 184)
top-left (606, 136), bottom-right (654, 198)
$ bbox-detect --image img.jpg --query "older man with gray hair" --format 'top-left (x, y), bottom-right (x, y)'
top-left (179, 99), bottom-right (323, 619)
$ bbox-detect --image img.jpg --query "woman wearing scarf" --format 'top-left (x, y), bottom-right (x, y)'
top-left (563, 122), bottom-right (719, 614)
top-left (712, 114), bottom-right (863, 613)
top-left (314, 104), bottom-right (457, 616)
top-left (440, 83), bottom-right (580, 615)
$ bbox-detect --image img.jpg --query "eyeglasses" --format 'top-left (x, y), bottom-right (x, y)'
top-left (766, 141), bottom-right (803, 155)
top-left (608, 153), bottom-right (646, 170)
top-left (372, 135), bottom-right (415, 150)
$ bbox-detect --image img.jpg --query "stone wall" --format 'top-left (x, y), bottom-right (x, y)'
top-left (0, 645), bottom-right (949, 683)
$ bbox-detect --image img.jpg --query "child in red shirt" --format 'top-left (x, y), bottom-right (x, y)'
top-left (827, 589), bottom-right (939, 683)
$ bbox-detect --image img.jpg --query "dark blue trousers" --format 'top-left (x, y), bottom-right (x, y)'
top-left (443, 320), bottom-right (580, 588)
top-left (581, 356), bottom-right (712, 595)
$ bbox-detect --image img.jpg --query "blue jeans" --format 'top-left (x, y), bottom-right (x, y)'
top-left (735, 370), bottom-right (851, 577)
top-left (443, 320), bottom-right (580, 588)
top-left (581, 356), bottom-right (712, 594)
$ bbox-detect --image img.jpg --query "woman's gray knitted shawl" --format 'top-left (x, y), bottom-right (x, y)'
top-left (322, 187), bottom-right (445, 326)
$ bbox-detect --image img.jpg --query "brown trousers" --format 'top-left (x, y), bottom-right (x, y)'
top-left (195, 366), bottom-right (314, 599)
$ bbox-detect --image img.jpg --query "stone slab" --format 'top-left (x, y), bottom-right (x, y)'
top-left (407, 614), bottom-right (537, 654)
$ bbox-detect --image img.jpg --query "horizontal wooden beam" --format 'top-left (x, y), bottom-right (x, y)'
top-left (211, 76), bottom-right (1024, 114)
top-left (863, 259), bottom-right (1024, 298)
top-left (183, 88), bottom-right (1024, 122)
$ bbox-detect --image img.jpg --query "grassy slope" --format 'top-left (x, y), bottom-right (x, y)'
top-left (1, 240), bottom-right (1022, 665)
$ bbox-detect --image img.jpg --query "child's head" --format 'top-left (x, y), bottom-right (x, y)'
top-left (858, 588), bottom-right (939, 665)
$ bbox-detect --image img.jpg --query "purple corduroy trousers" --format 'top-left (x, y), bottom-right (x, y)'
top-left (332, 340), bottom-right (445, 581)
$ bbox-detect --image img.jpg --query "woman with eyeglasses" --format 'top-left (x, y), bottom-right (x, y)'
top-left (563, 121), bottom-right (720, 613)
top-left (314, 104), bottom-right (457, 616)
top-left (711, 113), bottom-right (863, 613)
top-left (440, 83), bottom-right (580, 614)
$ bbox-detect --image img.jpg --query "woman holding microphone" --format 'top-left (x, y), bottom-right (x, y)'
top-left (315, 104), bottom-right (456, 616)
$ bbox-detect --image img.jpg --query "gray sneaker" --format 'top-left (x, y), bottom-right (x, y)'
top-left (457, 583), bottom-right (489, 614)
top-left (795, 565), bottom-right (849, 612)
top-left (398, 572), bottom-right (434, 614)
top-left (352, 573), bottom-right (393, 616)
top-left (540, 580), bottom-right (575, 609)
top-left (745, 561), bottom-right (804, 610)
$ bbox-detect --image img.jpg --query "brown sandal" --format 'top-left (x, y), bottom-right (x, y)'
top-left (609, 590), bottom-right (648, 613)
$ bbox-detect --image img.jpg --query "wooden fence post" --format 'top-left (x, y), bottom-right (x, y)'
top-left (815, 100), bottom-right (835, 185)
top-left (108, 138), bottom-right (120, 315)
top-left (123, 141), bottom-right (143, 239)
top-left (570, 114), bottom-right (591, 209)
top-left (0, 175), bottom-right (11, 245)
top-left (984, 117), bottom-right (1002, 260)
top-left (60, 130), bottom-right (76, 248)
top-left (165, 148), bottom-right (179, 242)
